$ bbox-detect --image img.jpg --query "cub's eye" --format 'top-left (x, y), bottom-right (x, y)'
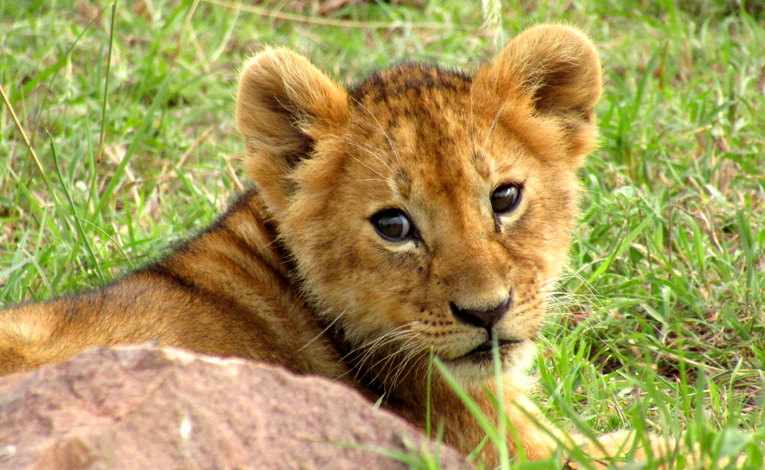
top-left (371, 209), bottom-right (413, 241)
top-left (491, 184), bottom-right (522, 214)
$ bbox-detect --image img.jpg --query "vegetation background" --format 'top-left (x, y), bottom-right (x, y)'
top-left (1, 0), bottom-right (763, 468)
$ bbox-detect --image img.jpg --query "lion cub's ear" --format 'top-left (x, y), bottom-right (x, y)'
top-left (474, 25), bottom-right (602, 162)
top-left (236, 49), bottom-right (349, 216)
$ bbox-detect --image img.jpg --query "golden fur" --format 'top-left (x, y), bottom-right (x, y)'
top-left (0, 25), bottom-right (658, 466)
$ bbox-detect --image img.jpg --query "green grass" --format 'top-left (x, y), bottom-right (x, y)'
top-left (1, 0), bottom-right (763, 468)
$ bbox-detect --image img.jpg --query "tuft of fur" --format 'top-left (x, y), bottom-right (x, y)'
top-left (0, 25), bottom-right (653, 466)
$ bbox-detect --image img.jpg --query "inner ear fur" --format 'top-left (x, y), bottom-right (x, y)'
top-left (474, 25), bottom-right (602, 162)
top-left (236, 49), bottom-right (349, 215)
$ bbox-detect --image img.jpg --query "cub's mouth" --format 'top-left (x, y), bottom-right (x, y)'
top-left (454, 338), bottom-right (525, 363)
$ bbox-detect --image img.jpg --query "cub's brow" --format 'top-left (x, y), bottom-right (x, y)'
top-left (394, 169), bottom-right (412, 199)
top-left (470, 150), bottom-right (491, 180)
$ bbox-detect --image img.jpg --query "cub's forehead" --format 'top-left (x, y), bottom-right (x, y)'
top-left (343, 63), bottom-right (530, 183)
top-left (340, 63), bottom-right (538, 203)
top-left (345, 64), bottom-right (478, 164)
top-left (348, 63), bottom-right (473, 104)
top-left (345, 65), bottom-right (480, 193)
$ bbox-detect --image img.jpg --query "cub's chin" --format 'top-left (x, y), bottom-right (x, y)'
top-left (441, 339), bottom-right (537, 385)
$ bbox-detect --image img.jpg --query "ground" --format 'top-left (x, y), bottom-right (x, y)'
top-left (1, 1), bottom-right (763, 468)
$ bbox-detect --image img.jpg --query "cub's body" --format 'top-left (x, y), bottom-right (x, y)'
top-left (1, 25), bottom-right (618, 465)
top-left (1, 190), bottom-right (347, 380)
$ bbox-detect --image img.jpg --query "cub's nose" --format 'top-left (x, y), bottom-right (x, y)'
top-left (449, 295), bottom-right (512, 330)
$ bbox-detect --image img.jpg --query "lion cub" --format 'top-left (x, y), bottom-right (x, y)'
top-left (1, 25), bottom-right (617, 465)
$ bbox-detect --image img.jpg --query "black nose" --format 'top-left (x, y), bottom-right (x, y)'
top-left (449, 295), bottom-right (512, 330)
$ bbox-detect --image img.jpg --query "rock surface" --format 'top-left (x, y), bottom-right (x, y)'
top-left (0, 346), bottom-right (470, 470)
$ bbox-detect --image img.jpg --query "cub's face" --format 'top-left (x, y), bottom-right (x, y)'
top-left (236, 26), bottom-right (601, 383)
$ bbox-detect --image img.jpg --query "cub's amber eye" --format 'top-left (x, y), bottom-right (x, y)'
top-left (491, 184), bottom-right (522, 214)
top-left (371, 209), bottom-right (412, 241)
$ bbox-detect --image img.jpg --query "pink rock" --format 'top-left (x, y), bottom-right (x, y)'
top-left (0, 346), bottom-right (470, 470)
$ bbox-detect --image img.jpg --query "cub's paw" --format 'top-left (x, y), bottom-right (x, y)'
top-left (567, 431), bottom-right (760, 470)
top-left (566, 431), bottom-right (676, 469)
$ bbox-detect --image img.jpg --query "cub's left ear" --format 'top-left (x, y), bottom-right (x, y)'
top-left (236, 49), bottom-right (349, 218)
top-left (474, 25), bottom-right (602, 162)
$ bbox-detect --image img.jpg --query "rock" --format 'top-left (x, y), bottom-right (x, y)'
top-left (0, 346), bottom-right (471, 470)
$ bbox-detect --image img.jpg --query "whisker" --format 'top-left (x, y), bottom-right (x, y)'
top-left (370, 334), bottom-right (420, 385)
top-left (353, 331), bottom-right (411, 378)
top-left (481, 101), bottom-right (507, 151)
top-left (348, 154), bottom-right (387, 180)
top-left (510, 297), bottom-right (544, 318)
top-left (353, 98), bottom-right (404, 167)
top-left (261, 233), bottom-right (283, 249)
top-left (344, 140), bottom-right (396, 175)
top-left (294, 309), bottom-right (346, 354)
top-left (469, 80), bottom-right (477, 154)
top-left (388, 340), bottom-right (428, 392)
top-left (359, 178), bottom-right (390, 183)
top-left (340, 324), bottom-right (415, 382)
top-left (345, 324), bottom-right (412, 362)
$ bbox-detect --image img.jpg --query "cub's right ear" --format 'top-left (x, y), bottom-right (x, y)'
top-left (474, 25), bottom-right (602, 164)
top-left (236, 49), bottom-right (349, 217)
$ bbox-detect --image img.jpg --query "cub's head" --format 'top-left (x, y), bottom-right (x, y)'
top-left (236, 26), bottom-right (601, 384)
